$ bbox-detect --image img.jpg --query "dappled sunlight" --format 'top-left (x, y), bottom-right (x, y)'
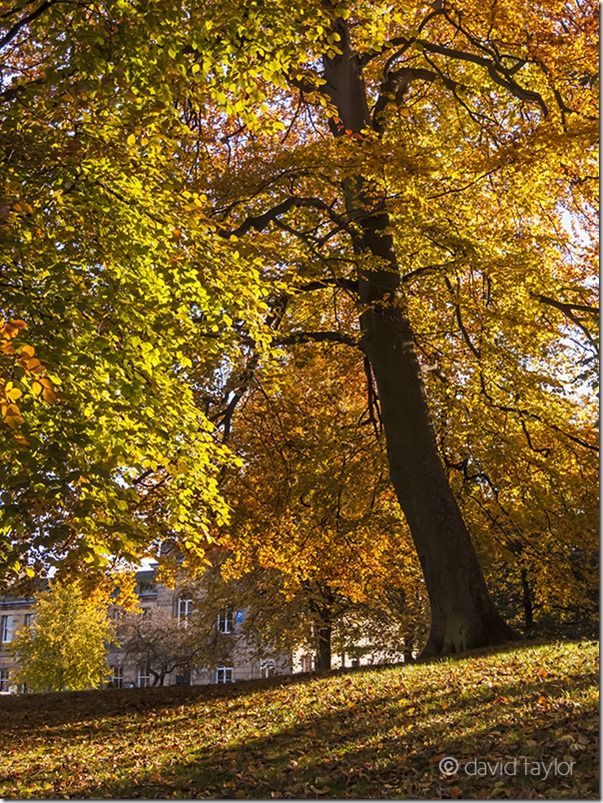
top-left (1, 640), bottom-right (597, 799)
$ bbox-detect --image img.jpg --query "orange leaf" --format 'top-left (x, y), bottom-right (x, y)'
top-left (24, 357), bottom-right (43, 373)
top-left (3, 403), bottom-right (24, 428)
top-left (42, 386), bottom-right (57, 403)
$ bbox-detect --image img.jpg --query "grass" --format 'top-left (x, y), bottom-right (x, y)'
top-left (0, 639), bottom-right (598, 799)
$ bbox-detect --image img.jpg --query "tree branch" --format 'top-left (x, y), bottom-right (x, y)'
top-left (367, 33), bottom-right (548, 118)
top-left (357, 7), bottom-right (444, 67)
top-left (534, 293), bottom-right (598, 316)
top-left (275, 330), bottom-right (359, 349)
top-left (0, 0), bottom-right (54, 49)
top-left (533, 293), bottom-right (599, 352)
top-left (296, 277), bottom-right (358, 294)
top-left (372, 66), bottom-right (464, 130)
top-left (444, 276), bottom-right (480, 358)
top-left (479, 372), bottom-right (598, 452)
top-left (221, 197), bottom-right (348, 238)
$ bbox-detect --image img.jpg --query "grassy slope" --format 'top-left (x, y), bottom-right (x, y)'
top-left (0, 640), bottom-right (598, 800)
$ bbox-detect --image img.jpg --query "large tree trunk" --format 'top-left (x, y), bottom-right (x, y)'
top-left (323, 19), bottom-right (515, 656)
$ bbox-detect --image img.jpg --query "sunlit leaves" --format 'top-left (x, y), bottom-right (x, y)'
top-left (0, 640), bottom-right (598, 798)
top-left (0, 318), bottom-right (55, 432)
top-left (218, 344), bottom-right (427, 647)
top-left (0, 2), bottom-right (280, 579)
top-left (0, 0), bottom-right (596, 598)
top-left (10, 578), bottom-right (116, 692)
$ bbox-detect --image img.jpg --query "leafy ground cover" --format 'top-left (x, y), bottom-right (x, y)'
top-left (0, 640), bottom-right (598, 799)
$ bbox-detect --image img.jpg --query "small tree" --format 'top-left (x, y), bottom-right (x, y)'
top-left (11, 579), bottom-right (115, 692)
top-left (119, 607), bottom-right (215, 687)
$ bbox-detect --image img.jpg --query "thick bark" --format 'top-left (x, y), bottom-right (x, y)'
top-left (322, 18), bottom-right (515, 655)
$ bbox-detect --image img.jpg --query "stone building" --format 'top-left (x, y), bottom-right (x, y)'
top-left (0, 589), bottom-right (33, 693)
top-left (0, 565), bottom-right (292, 693)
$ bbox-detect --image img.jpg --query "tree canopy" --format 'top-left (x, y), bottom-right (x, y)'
top-left (0, 0), bottom-right (597, 652)
top-left (11, 578), bottom-right (116, 691)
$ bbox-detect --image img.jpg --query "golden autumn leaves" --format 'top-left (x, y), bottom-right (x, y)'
top-left (0, 317), bottom-right (56, 435)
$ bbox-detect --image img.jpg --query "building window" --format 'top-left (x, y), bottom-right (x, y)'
top-left (216, 666), bottom-right (233, 684)
top-left (217, 610), bottom-right (233, 634)
top-left (111, 666), bottom-right (124, 688)
top-left (301, 654), bottom-right (313, 673)
top-left (1, 615), bottom-right (14, 643)
top-left (177, 598), bottom-right (193, 626)
top-left (260, 659), bottom-right (276, 678)
top-left (137, 667), bottom-right (151, 688)
top-left (0, 667), bottom-right (9, 692)
top-left (175, 669), bottom-right (191, 686)
top-left (138, 581), bottom-right (157, 598)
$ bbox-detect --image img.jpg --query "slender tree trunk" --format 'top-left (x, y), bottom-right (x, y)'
top-left (304, 581), bottom-right (334, 671)
top-left (520, 568), bottom-right (534, 629)
top-left (403, 635), bottom-right (415, 664)
top-left (315, 624), bottom-right (332, 672)
top-left (322, 18), bottom-right (515, 656)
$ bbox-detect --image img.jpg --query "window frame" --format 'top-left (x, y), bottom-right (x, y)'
top-left (137, 666), bottom-right (151, 688)
top-left (177, 597), bottom-right (193, 626)
top-left (174, 669), bottom-right (191, 686)
top-left (0, 667), bottom-right (9, 692)
top-left (111, 665), bottom-right (124, 688)
top-left (260, 659), bottom-right (276, 678)
top-left (215, 665), bottom-right (233, 684)
top-left (301, 654), bottom-right (314, 673)
top-left (0, 615), bottom-right (14, 643)
top-left (217, 609), bottom-right (233, 634)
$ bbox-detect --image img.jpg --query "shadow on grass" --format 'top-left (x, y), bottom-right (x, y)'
top-left (0, 669), bottom-right (329, 731)
top-left (62, 663), bottom-right (598, 800)
top-left (0, 637), bottom-right (578, 732)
